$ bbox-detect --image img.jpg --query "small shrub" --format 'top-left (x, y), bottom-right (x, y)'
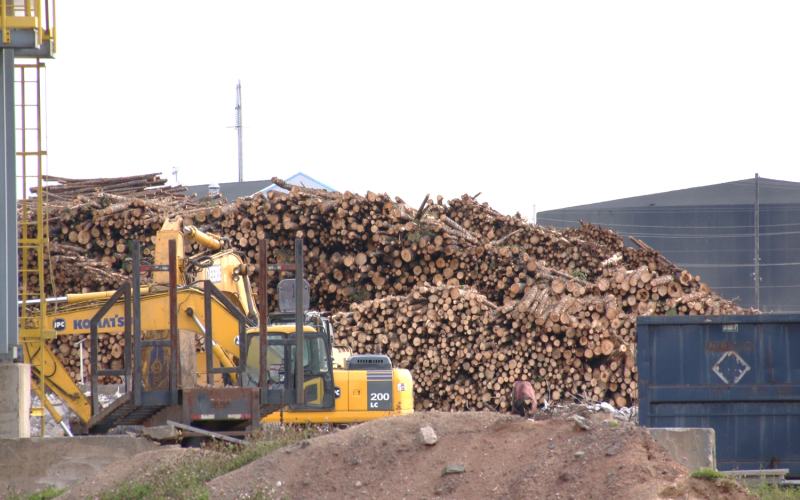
top-left (690, 468), bottom-right (726, 480)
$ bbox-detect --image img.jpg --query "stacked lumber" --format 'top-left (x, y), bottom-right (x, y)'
top-left (22, 175), bottom-right (756, 401)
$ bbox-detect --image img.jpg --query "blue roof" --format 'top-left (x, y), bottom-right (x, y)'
top-left (256, 172), bottom-right (337, 195)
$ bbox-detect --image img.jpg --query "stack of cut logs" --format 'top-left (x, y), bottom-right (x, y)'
top-left (21, 175), bottom-right (757, 402)
top-left (49, 333), bottom-right (125, 385)
top-left (19, 174), bottom-right (223, 296)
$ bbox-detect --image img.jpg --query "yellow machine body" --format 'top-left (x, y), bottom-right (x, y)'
top-left (261, 367), bottom-right (414, 424)
top-left (31, 287), bottom-right (249, 424)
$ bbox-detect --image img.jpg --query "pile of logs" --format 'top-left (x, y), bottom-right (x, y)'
top-left (18, 174), bottom-right (224, 295)
top-left (331, 257), bottom-right (748, 411)
top-left (31, 173), bottom-right (190, 207)
top-left (49, 333), bottom-right (125, 385)
top-left (21, 175), bottom-right (757, 405)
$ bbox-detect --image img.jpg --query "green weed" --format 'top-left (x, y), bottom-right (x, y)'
top-left (570, 269), bottom-right (588, 281)
top-left (2, 486), bottom-right (66, 500)
top-left (690, 468), bottom-right (726, 480)
top-left (751, 483), bottom-right (800, 499)
top-left (98, 424), bottom-right (325, 500)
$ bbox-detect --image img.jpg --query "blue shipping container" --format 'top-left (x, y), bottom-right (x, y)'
top-left (637, 314), bottom-right (800, 477)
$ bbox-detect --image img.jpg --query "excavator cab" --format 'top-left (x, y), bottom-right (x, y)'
top-left (243, 331), bottom-right (335, 410)
top-left (242, 277), bottom-right (335, 411)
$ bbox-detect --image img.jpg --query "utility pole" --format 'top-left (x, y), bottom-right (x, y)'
top-left (235, 80), bottom-right (243, 182)
top-left (754, 173), bottom-right (760, 310)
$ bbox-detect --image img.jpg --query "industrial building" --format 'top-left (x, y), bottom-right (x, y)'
top-left (183, 172), bottom-right (337, 201)
top-left (538, 177), bottom-right (800, 313)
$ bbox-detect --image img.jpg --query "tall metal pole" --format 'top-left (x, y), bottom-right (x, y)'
top-left (236, 80), bottom-right (243, 182)
top-left (294, 237), bottom-right (305, 404)
top-left (0, 49), bottom-right (16, 361)
top-left (754, 173), bottom-right (760, 311)
top-left (258, 240), bottom-right (268, 390)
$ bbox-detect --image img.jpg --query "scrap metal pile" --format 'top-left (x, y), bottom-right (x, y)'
top-left (20, 175), bottom-right (758, 406)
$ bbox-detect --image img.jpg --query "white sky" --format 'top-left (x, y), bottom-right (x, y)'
top-left (43, 2), bottom-right (800, 219)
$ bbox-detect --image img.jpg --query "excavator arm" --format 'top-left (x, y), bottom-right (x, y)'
top-left (32, 288), bottom-right (249, 424)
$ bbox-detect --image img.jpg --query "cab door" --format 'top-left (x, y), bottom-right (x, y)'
top-left (245, 333), bottom-right (334, 410)
top-left (287, 334), bottom-right (335, 411)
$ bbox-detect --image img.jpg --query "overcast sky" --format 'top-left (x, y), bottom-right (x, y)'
top-left (42, 2), bottom-right (800, 219)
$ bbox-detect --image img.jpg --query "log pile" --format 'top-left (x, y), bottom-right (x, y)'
top-left (21, 175), bottom-right (757, 403)
top-left (19, 174), bottom-right (224, 296)
top-left (48, 333), bottom-right (125, 385)
top-left (31, 173), bottom-right (190, 207)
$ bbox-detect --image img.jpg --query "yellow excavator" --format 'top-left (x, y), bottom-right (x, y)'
top-left (23, 217), bottom-right (413, 435)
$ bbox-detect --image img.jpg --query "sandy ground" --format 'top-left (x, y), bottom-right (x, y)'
top-left (207, 410), bottom-right (750, 500)
top-left (50, 409), bottom-right (752, 500)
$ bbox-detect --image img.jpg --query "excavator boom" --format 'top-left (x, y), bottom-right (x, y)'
top-left (31, 288), bottom-right (249, 424)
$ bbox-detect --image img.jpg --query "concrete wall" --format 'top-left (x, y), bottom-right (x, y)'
top-left (648, 427), bottom-right (716, 472)
top-left (0, 435), bottom-right (160, 493)
top-left (0, 363), bottom-right (30, 438)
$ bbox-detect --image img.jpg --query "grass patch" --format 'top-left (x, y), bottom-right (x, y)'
top-left (570, 269), bottom-right (588, 281)
top-left (99, 424), bottom-right (326, 500)
top-left (690, 468), bottom-right (726, 480)
top-left (751, 483), bottom-right (800, 499)
top-left (3, 486), bottom-right (66, 500)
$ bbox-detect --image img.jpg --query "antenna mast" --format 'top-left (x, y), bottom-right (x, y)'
top-left (235, 80), bottom-right (243, 182)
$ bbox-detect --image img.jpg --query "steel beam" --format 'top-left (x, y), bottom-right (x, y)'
top-left (0, 48), bottom-right (15, 361)
top-left (15, 40), bottom-right (54, 59)
top-left (294, 238), bottom-right (304, 404)
top-left (0, 30), bottom-right (40, 50)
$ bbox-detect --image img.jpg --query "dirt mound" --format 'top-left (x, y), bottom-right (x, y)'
top-left (55, 446), bottom-right (199, 500)
top-left (206, 411), bottom-right (751, 500)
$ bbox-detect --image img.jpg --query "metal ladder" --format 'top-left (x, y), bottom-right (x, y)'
top-left (16, 60), bottom-right (55, 436)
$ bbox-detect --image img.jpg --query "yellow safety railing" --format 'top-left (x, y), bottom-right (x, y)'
top-left (0, 0), bottom-right (56, 51)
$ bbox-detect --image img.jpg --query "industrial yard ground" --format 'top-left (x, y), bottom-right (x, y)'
top-left (5, 408), bottom-right (789, 500)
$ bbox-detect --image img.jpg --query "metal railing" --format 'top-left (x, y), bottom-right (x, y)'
top-left (0, 0), bottom-right (56, 49)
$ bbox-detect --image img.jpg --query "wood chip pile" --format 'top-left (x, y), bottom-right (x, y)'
top-left (20, 175), bottom-right (757, 404)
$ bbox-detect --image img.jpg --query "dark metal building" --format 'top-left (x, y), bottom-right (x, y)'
top-left (538, 177), bottom-right (800, 313)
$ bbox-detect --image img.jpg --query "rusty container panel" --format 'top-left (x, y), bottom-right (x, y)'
top-left (637, 314), bottom-right (800, 477)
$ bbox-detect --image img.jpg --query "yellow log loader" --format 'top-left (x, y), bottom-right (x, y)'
top-left (23, 217), bottom-right (413, 437)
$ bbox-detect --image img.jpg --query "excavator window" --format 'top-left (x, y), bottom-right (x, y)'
top-left (243, 333), bottom-right (335, 410)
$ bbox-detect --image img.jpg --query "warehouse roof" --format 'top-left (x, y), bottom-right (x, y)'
top-left (181, 180), bottom-right (270, 201)
top-left (256, 172), bottom-right (337, 195)
top-left (182, 172), bottom-right (337, 201)
top-left (554, 177), bottom-right (800, 210)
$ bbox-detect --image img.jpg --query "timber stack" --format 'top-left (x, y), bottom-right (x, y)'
top-left (19, 175), bottom-right (757, 406)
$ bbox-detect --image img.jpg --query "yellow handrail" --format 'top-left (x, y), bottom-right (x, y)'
top-left (0, 0), bottom-right (56, 50)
